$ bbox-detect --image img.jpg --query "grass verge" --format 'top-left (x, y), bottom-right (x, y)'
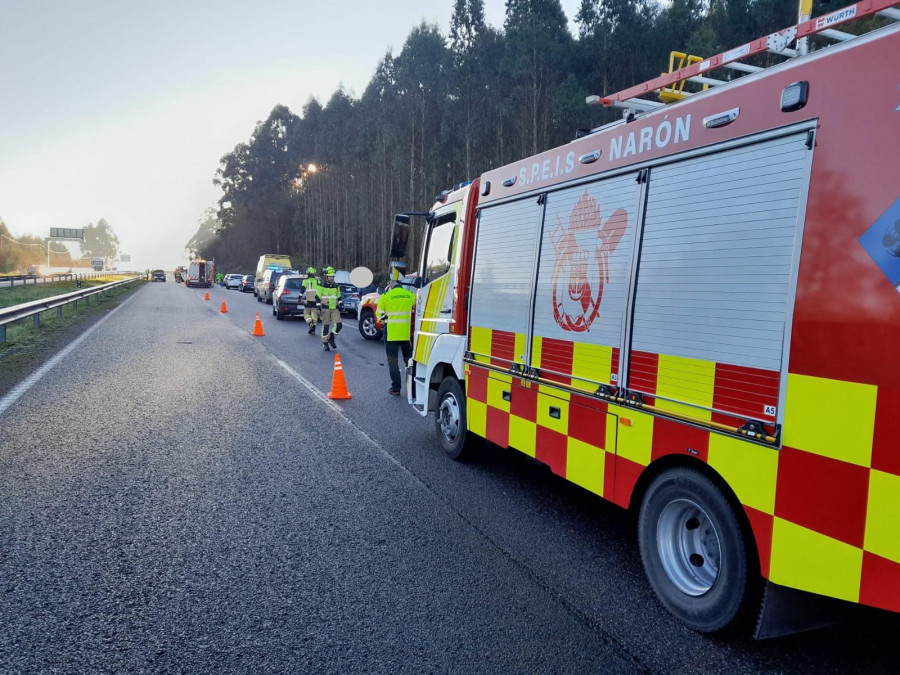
top-left (0, 275), bottom-right (131, 308)
top-left (0, 279), bottom-right (143, 396)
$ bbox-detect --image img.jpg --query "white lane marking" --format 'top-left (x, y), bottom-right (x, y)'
top-left (275, 358), bottom-right (343, 413)
top-left (273, 357), bottom-right (426, 481)
top-left (0, 292), bottom-right (137, 418)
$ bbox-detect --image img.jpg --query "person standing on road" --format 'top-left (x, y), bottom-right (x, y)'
top-left (318, 267), bottom-right (343, 351)
top-left (302, 267), bottom-right (320, 335)
top-left (216, 271), bottom-right (224, 286)
top-left (376, 279), bottom-right (416, 396)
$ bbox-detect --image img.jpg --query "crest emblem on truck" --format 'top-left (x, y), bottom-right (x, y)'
top-left (550, 191), bottom-right (627, 332)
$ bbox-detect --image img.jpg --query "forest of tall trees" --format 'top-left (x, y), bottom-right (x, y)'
top-left (191, 0), bottom-right (861, 275)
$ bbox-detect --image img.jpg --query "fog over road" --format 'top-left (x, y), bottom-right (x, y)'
top-left (1, 281), bottom-right (896, 673)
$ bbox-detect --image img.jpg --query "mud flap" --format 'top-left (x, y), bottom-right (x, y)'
top-left (754, 580), bottom-right (854, 639)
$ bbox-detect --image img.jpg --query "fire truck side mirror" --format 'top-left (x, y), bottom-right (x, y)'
top-left (390, 215), bottom-right (410, 259)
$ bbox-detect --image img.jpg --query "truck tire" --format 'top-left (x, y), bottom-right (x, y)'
top-left (358, 308), bottom-right (382, 340)
top-left (435, 377), bottom-right (479, 461)
top-left (638, 467), bottom-right (752, 633)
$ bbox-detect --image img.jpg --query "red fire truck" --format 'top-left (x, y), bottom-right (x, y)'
top-left (395, 2), bottom-right (900, 637)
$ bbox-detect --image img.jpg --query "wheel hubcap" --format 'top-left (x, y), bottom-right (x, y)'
top-left (363, 316), bottom-right (377, 336)
top-left (438, 394), bottom-right (460, 444)
top-left (657, 498), bottom-right (721, 596)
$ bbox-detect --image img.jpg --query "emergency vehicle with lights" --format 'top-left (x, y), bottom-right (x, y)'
top-left (396, 2), bottom-right (900, 637)
top-left (254, 254), bottom-right (293, 298)
top-left (186, 259), bottom-right (213, 288)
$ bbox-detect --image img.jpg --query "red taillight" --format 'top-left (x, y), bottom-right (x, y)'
top-left (282, 290), bottom-right (291, 296)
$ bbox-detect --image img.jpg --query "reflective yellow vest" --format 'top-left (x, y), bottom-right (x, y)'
top-left (319, 281), bottom-right (340, 309)
top-left (377, 286), bottom-right (416, 341)
top-left (302, 277), bottom-right (319, 306)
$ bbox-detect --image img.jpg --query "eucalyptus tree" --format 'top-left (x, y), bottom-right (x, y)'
top-left (504, 0), bottom-right (572, 157)
top-left (215, 105), bottom-right (302, 257)
top-left (576, 0), bottom-right (661, 105)
top-left (355, 52), bottom-right (405, 268)
top-left (448, 0), bottom-right (490, 179)
top-left (313, 88), bottom-right (358, 269)
top-left (394, 22), bottom-right (450, 208)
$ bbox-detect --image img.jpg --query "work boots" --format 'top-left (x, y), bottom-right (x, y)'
top-left (307, 322), bottom-right (315, 335)
top-left (328, 334), bottom-right (337, 350)
top-left (322, 342), bottom-right (330, 352)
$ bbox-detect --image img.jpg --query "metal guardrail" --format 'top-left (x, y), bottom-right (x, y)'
top-left (0, 276), bottom-right (142, 343)
top-left (0, 272), bottom-right (109, 288)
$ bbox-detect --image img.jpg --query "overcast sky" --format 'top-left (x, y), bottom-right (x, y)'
top-left (0, 0), bottom-right (583, 271)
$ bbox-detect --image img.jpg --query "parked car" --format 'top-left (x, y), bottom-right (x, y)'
top-left (224, 273), bottom-right (243, 290)
top-left (357, 275), bottom-right (419, 340)
top-left (272, 275), bottom-right (306, 320)
top-left (339, 284), bottom-right (360, 317)
top-left (151, 269), bottom-right (166, 282)
top-left (240, 275), bottom-right (254, 292)
top-left (258, 268), bottom-right (299, 304)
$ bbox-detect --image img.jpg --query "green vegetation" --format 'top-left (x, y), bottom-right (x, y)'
top-left (0, 279), bottom-right (141, 390)
top-left (192, 0), bottom-right (878, 276)
top-left (0, 277), bottom-right (130, 309)
top-left (0, 217), bottom-right (122, 274)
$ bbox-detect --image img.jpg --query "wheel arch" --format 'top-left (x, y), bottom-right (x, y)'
top-left (628, 453), bottom-right (762, 583)
top-left (420, 334), bottom-right (466, 412)
top-left (427, 362), bottom-right (456, 412)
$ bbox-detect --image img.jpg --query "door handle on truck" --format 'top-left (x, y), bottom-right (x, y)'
top-left (549, 406), bottom-right (561, 419)
top-left (502, 390), bottom-right (511, 401)
top-left (440, 308), bottom-right (452, 314)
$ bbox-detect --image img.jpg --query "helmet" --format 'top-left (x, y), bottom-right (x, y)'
top-left (325, 266), bottom-right (335, 276)
top-left (307, 267), bottom-right (316, 275)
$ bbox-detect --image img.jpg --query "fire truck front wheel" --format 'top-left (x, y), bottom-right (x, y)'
top-left (435, 378), bottom-right (478, 461)
top-left (638, 467), bottom-right (752, 633)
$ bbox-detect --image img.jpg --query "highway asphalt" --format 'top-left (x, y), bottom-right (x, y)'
top-left (1, 280), bottom-right (897, 673)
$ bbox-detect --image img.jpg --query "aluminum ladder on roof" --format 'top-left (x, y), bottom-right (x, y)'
top-left (587, 0), bottom-right (900, 117)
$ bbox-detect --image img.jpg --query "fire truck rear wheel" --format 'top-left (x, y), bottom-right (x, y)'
top-left (435, 377), bottom-right (477, 461)
top-left (638, 467), bottom-right (751, 633)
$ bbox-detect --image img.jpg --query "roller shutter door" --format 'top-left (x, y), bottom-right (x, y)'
top-left (628, 131), bottom-right (811, 424)
top-left (532, 173), bottom-right (642, 387)
top-left (469, 198), bottom-right (542, 365)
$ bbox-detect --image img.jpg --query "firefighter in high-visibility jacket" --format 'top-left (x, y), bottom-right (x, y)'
top-left (318, 267), bottom-right (343, 351)
top-left (302, 267), bottom-right (320, 335)
top-left (376, 280), bottom-right (416, 395)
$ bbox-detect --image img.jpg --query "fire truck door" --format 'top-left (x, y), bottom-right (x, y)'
top-left (414, 205), bottom-right (462, 364)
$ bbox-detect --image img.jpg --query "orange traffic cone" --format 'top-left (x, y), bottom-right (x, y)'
top-left (220, 298), bottom-right (228, 313)
top-left (327, 354), bottom-right (352, 400)
top-left (252, 312), bottom-right (266, 336)
top-left (204, 290), bottom-right (210, 301)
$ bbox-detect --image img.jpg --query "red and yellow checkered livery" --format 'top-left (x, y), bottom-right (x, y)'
top-left (465, 325), bottom-right (900, 613)
top-left (406, 8), bottom-right (900, 636)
